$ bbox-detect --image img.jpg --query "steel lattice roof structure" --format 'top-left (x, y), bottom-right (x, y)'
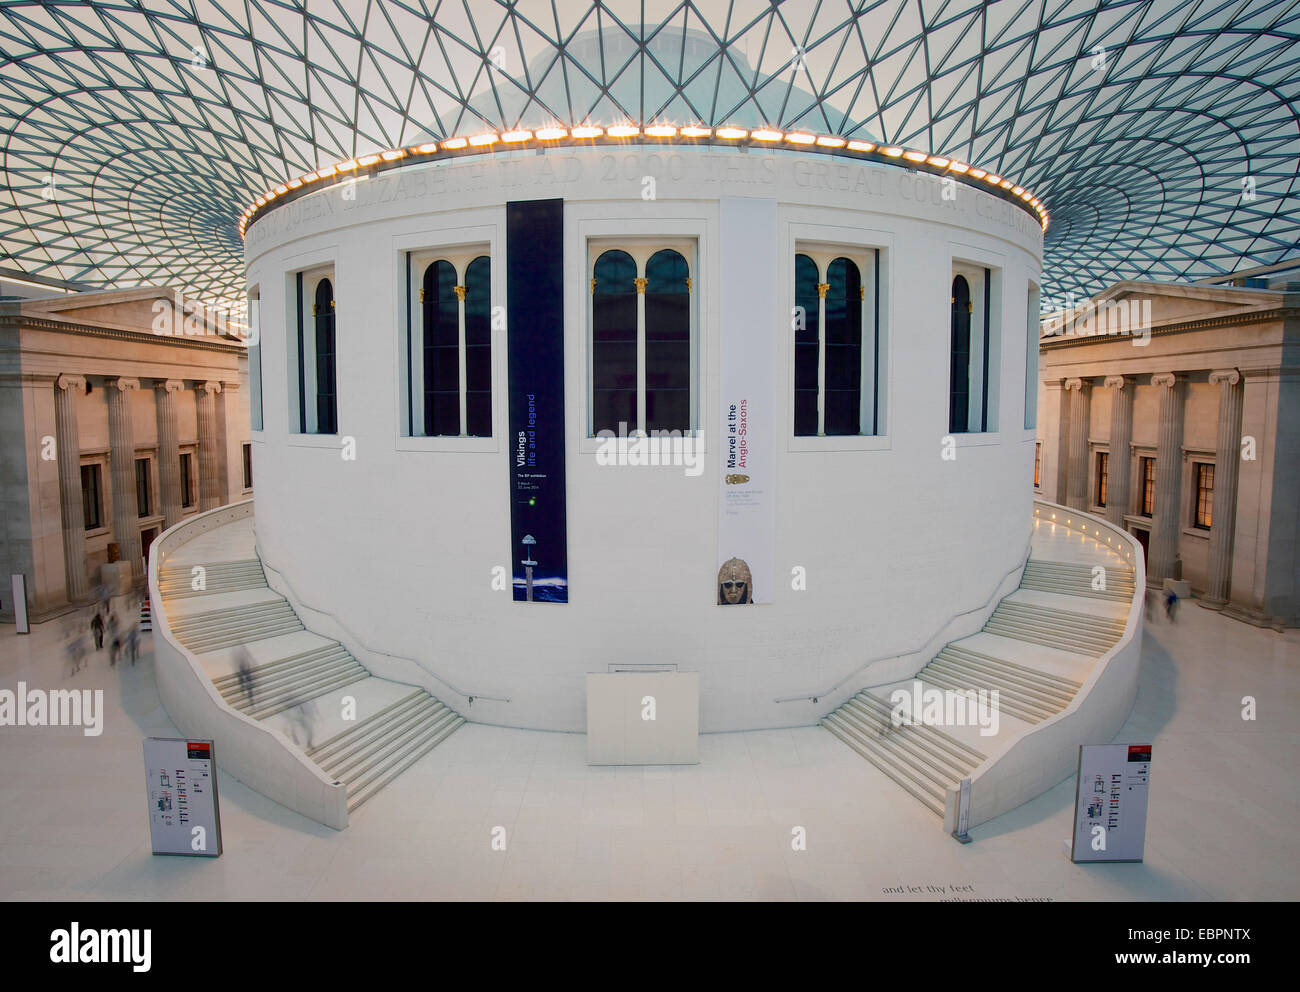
top-left (1, 0), bottom-right (1298, 312)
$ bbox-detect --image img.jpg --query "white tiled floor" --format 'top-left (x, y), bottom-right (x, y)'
top-left (1, 586), bottom-right (1297, 901)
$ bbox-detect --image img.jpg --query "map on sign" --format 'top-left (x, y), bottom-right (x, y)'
top-left (142, 738), bottom-right (223, 857)
top-left (1070, 743), bottom-right (1152, 863)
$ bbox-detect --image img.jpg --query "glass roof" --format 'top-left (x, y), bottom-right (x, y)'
top-left (1, 0), bottom-right (1297, 312)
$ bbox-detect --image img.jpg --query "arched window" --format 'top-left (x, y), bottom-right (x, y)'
top-left (792, 248), bottom-right (878, 437)
top-left (314, 277), bottom-right (337, 434)
top-left (644, 248), bottom-right (690, 432)
top-left (464, 255), bottom-right (492, 437)
top-left (591, 249), bottom-right (637, 435)
top-left (793, 254), bottom-right (820, 436)
top-left (950, 274), bottom-right (971, 434)
top-left (422, 260), bottom-right (459, 435)
top-left (824, 257), bottom-right (862, 435)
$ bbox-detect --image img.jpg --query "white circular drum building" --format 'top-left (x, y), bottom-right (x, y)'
top-left (242, 128), bottom-right (1046, 732)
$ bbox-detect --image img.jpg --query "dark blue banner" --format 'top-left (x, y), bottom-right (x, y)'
top-left (506, 198), bottom-right (568, 602)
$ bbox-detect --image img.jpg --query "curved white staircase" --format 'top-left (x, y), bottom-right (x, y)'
top-left (822, 504), bottom-right (1142, 824)
top-left (823, 693), bottom-right (986, 815)
top-left (158, 553), bottom-right (464, 815)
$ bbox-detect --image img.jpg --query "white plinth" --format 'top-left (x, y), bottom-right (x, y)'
top-left (586, 672), bottom-right (700, 765)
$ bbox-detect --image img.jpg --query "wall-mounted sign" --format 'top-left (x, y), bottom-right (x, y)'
top-left (1069, 743), bottom-right (1151, 862)
top-left (716, 197), bottom-right (776, 605)
top-left (143, 738), bottom-right (222, 857)
top-left (506, 198), bottom-right (568, 603)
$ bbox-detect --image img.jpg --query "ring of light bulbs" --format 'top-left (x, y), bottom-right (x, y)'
top-left (239, 124), bottom-right (1048, 239)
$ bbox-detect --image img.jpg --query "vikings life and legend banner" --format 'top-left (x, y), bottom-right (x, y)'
top-left (506, 198), bottom-right (568, 602)
top-left (716, 197), bottom-right (777, 605)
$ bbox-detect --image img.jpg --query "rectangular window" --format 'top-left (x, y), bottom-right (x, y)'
top-left (291, 266), bottom-right (337, 434)
top-left (1096, 451), bottom-right (1109, 507)
top-left (405, 249), bottom-right (492, 437)
top-left (179, 452), bottom-right (194, 508)
top-left (950, 263), bottom-right (1000, 434)
top-left (1194, 462), bottom-right (1214, 529)
top-left (793, 247), bottom-right (881, 436)
top-left (590, 242), bottom-right (696, 436)
top-left (81, 464), bottom-right (102, 530)
top-left (1034, 442), bottom-right (1042, 488)
top-left (248, 287), bottom-right (262, 431)
top-left (242, 443), bottom-right (253, 490)
top-left (135, 457), bottom-right (151, 517)
top-left (1024, 283), bottom-right (1040, 430)
top-left (1141, 457), bottom-right (1156, 516)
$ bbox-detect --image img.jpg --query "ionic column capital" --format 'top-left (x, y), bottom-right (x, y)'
top-left (157, 379), bottom-right (185, 394)
top-left (1103, 375), bottom-right (1134, 391)
top-left (56, 374), bottom-right (87, 394)
top-left (1151, 372), bottom-right (1184, 389)
top-left (108, 376), bottom-right (140, 393)
top-left (1064, 377), bottom-right (1091, 392)
top-left (1209, 368), bottom-right (1242, 387)
top-left (197, 380), bottom-right (223, 395)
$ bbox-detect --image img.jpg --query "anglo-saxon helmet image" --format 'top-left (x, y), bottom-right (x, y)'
top-left (717, 557), bottom-right (753, 605)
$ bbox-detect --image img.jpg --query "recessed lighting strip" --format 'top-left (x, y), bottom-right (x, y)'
top-left (240, 126), bottom-right (1047, 237)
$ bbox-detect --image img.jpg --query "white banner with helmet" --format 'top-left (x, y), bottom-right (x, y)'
top-left (716, 196), bottom-right (776, 606)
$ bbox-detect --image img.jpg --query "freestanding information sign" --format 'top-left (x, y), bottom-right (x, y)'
top-left (1069, 743), bottom-right (1152, 862)
top-left (11, 574), bottom-right (29, 634)
top-left (143, 738), bottom-right (222, 857)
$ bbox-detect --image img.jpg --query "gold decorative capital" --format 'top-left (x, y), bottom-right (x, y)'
top-left (453, 285), bottom-right (467, 301)
top-left (817, 282), bottom-right (829, 299)
top-left (685, 277), bottom-right (692, 293)
top-left (590, 278), bottom-right (597, 294)
top-left (634, 277), bottom-right (648, 293)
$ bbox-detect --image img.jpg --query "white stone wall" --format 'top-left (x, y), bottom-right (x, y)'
top-left (245, 145), bottom-right (1043, 731)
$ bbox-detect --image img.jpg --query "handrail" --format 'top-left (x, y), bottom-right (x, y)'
top-left (255, 543), bottom-right (511, 705)
top-left (774, 531), bottom-right (1033, 704)
top-left (148, 499), bottom-right (348, 830)
top-left (941, 497), bottom-right (1147, 833)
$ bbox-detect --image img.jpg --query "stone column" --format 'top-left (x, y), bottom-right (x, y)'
top-left (1104, 375), bottom-right (1134, 528)
top-left (1045, 378), bottom-right (1070, 503)
top-left (1064, 377), bottom-right (1091, 511)
top-left (54, 374), bottom-right (89, 602)
top-left (107, 377), bottom-right (143, 579)
top-left (1201, 369), bottom-right (1245, 609)
top-left (1147, 372), bottom-right (1186, 582)
top-left (155, 379), bottom-right (185, 528)
top-left (196, 381), bottom-right (222, 511)
top-left (216, 381), bottom-right (235, 504)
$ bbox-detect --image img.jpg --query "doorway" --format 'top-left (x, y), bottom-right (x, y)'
top-left (1129, 525), bottom-right (1149, 565)
top-left (140, 527), bottom-right (158, 572)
